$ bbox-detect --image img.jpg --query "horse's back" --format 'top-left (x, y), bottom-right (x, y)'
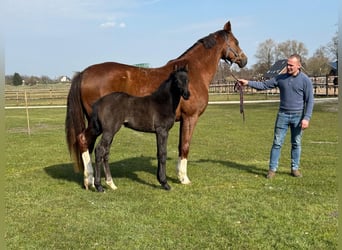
top-left (80, 62), bottom-right (174, 114)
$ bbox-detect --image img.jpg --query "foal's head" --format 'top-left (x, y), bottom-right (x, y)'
top-left (171, 66), bottom-right (190, 100)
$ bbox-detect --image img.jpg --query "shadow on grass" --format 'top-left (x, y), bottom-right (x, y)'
top-left (194, 158), bottom-right (295, 177)
top-left (194, 158), bottom-right (267, 176)
top-left (44, 156), bottom-right (179, 190)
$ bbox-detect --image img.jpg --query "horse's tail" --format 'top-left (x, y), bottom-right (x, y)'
top-left (65, 72), bottom-right (86, 173)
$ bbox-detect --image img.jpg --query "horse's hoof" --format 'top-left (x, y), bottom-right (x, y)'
top-left (162, 183), bottom-right (171, 191)
top-left (179, 176), bottom-right (191, 185)
top-left (106, 180), bottom-right (118, 190)
top-left (95, 184), bottom-right (104, 192)
top-left (83, 183), bottom-right (95, 191)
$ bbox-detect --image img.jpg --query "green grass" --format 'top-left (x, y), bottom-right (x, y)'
top-left (5, 100), bottom-right (337, 249)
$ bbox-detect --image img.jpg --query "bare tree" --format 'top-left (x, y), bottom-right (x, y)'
top-left (305, 46), bottom-right (330, 76)
top-left (212, 61), bottom-right (231, 83)
top-left (254, 39), bottom-right (277, 73)
top-left (276, 40), bottom-right (308, 61)
top-left (326, 31), bottom-right (338, 61)
top-left (41, 75), bottom-right (54, 84)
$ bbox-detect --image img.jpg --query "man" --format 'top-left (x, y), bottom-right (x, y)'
top-left (238, 54), bottom-right (314, 178)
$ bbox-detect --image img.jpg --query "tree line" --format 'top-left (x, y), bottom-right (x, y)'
top-left (5, 73), bottom-right (59, 86)
top-left (214, 30), bottom-right (338, 82)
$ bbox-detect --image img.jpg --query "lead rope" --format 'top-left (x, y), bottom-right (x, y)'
top-left (231, 73), bottom-right (245, 122)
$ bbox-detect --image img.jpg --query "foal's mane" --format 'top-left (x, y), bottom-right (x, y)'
top-left (153, 68), bottom-right (186, 95)
top-left (169, 30), bottom-right (228, 62)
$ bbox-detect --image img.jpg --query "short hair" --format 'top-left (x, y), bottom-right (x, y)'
top-left (289, 54), bottom-right (302, 65)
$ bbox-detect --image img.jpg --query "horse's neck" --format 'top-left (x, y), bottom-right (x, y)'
top-left (174, 43), bottom-right (223, 86)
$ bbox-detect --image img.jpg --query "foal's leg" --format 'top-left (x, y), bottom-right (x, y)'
top-left (94, 132), bottom-right (117, 192)
top-left (102, 129), bottom-right (120, 190)
top-left (102, 136), bottom-right (117, 190)
top-left (176, 116), bottom-right (198, 184)
top-left (94, 133), bottom-right (111, 192)
top-left (156, 128), bottom-right (171, 190)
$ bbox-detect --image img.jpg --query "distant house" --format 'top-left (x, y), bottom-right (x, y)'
top-left (59, 75), bottom-right (71, 82)
top-left (263, 59), bottom-right (287, 79)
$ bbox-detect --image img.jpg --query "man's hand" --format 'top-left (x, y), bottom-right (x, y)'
top-left (301, 119), bottom-right (310, 129)
top-left (238, 79), bottom-right (249, 86)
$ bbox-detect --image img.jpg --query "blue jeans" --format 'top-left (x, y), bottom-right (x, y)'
top-left (269, 111), bottom-right (303, 172)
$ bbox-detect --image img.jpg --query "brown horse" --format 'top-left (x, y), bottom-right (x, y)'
top-left (66, 20), bottom-right (247, 189)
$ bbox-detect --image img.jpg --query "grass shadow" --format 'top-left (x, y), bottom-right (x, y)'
top-left (194, 158), bottom-right (293, 177)
top-left (44, 156), bottom-right (178, 190)
top-left (194, 158), bottom-right (266, 176)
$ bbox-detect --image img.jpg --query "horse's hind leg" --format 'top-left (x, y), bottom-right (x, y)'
top-left (94, 136), bottom-right (109, 192)
top-left (102, 131), bottom-right (118, 190)
top-left (82, 150), bottom-right (94, 190)
top-left (94, 132), bottom-right (117, 192)
top-left (77, 133), bottom-right (95, 190)
top-left (103, 145), bottom-right (117, 190)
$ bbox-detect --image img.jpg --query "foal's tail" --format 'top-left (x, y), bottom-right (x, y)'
top-left (65, 72), bottom-right (86, 173)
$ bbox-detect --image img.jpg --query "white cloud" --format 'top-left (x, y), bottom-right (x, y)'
top-left (100, 21), bottom-right (126, 29)
top-left (100, 22), bottom-right (116, 28)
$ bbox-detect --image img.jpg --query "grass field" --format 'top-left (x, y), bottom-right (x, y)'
top-left (5, 100), bottom-right (338, 249)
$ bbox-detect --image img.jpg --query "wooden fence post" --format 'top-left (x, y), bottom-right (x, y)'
top-left (24, 90), bottom-right (31, 136)
top-left (326, 75), bottom-right (329, 96)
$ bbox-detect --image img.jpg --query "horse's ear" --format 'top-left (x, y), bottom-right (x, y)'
top-left (224, 21), bottom-right (231, 32)
top-left (173, 64), bottom-right (178, 72)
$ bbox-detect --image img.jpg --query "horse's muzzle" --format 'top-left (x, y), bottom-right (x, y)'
top-left (238, 54), bottom-right (248, 68)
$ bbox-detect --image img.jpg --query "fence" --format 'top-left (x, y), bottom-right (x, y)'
top-left (209, 76), bottom-right (338, 96)
top-left (4, 76), bottom-right (339, 107)
top-left (5, 87), bottom-right (70, 107)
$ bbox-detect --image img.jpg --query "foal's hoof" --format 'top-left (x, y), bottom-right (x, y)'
top-left (95, 184), bottom-right (105, 192)
top-left (162, 183), bottom-right (171, 191)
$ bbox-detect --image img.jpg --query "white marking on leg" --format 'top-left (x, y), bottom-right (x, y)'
top-left (176, 157), bottom-right (191, 184)
top-left (82, 150), bottom-right (95, 189)
top-left (105, 178), bottom-right (118, 190)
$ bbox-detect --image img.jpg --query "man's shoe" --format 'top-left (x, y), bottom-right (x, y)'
top-left (266, 170), bottom-right (276, 179)
top-left (291, 169), bottom-right (302, 177)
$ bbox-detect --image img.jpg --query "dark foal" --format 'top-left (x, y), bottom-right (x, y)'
top-left (81, 67), bottom-right (190, 192)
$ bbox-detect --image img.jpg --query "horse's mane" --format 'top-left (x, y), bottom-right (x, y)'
top-left (168, 30), bottom-right (228, 63)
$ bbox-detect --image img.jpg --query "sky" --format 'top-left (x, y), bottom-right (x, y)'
top-left (3, 0), bottom-right (339, 79)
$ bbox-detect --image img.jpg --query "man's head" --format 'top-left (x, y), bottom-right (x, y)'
top-left (287, 54), bottom-right (302, 76)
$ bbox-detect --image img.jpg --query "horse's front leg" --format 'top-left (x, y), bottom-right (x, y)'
top-left (177, 116), bottom-right (198, 184)
top-left (156, 129), bottom-right (171, 190)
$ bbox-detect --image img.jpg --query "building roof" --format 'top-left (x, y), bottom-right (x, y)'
top-left (329, 61), bottom-right (337, 70)
top-left (263, 59), bottom-right (338, 79)
top-left (263, 59), bottom-right (287, 79)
